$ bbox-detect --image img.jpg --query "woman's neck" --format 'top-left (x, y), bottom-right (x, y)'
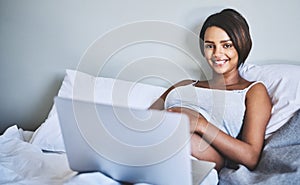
top-left (211, 70), bottom-right (242, 87)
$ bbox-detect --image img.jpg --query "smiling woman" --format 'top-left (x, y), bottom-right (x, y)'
top-left (149, 8), bottom-right (272, 171)
top-left (199, 9), bottom-right (252, 68)
top-left (203, 26), bottom-right (239, 75)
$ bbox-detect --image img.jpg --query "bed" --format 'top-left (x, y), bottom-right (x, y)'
top-left (1, 62), bottom-right (300, 185)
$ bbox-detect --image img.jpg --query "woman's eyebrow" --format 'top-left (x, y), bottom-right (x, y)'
top-left (220, 39), bottom-right (232, 43)
top-left (204, 39), bottom-right (232, 43)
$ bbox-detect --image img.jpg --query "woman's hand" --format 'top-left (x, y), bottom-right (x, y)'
top-left (167, 107), bottom-right (208, 134)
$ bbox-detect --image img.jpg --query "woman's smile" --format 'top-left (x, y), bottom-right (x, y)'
top-left (212, 59), bottom-right (229, 65)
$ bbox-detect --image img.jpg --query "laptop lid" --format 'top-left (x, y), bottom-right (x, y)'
top-left (55, 96), bottom-right (193, 185)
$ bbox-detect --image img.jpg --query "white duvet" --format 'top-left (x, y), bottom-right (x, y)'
top-left (0, 125), bottom-right (74, 185)
top-left (0, 125), bottom-right (217, 185)
top-left (0, 126), bottom-right (125, 185)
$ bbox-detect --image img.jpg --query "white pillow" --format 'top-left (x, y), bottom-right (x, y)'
top-left (30, 69), bottom-right (166, 152)
top-left (239, 63), bottom-right (300, 137)
top-left (32, 63), bottom-right (300, 150)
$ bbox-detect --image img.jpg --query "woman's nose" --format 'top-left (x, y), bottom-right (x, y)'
top-left (213, 45), bottom-right (224, 56)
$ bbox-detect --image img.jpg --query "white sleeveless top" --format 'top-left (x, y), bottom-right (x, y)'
top-left (164, 81), bottom-right (262, 137)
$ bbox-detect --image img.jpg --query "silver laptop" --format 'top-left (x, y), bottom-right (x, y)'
top-left (54, 97), bottom-right (215, 185)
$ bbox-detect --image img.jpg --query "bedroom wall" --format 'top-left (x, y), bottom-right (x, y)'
top-left (1, 0), bottom-right (300, 133)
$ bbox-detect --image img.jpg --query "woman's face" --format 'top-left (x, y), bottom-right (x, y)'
top-left (203, 26), bottom-right (239, 75)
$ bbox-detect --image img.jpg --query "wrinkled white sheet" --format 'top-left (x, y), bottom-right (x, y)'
top-left (0, 125), bottom-right (218, 185)
top-left (0, 126), bottom-right (76, 185)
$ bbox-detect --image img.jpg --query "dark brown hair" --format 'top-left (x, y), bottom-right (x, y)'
top-left (199, 9), bottom-right (252, 67)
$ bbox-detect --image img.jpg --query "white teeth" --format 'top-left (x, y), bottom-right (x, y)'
top-left (214, 60), bottom-right (227, 65)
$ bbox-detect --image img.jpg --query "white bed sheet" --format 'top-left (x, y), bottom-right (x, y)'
top-left (0, 125), bottom-right (218, 185)
top-left (0, 125), bottom-right (75, 185)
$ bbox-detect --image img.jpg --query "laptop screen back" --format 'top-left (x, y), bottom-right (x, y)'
top-left (55, 97), bottom-right (192, 185)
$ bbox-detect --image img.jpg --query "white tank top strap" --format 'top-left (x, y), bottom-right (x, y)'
top-left (247, 81), bottom-right (264, 89)
top-left (244, 81), bottom-right (265, 93)
top-left (192, 80), bottom-right (199, 86)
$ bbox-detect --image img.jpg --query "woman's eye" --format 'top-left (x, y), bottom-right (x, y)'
top-left (223, 43), bottom-right (233, 49)
top-left (205, 44), bottom-right (214, 49)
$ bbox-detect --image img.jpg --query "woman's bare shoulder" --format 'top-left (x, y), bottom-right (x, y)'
top-left (246, 81), bottom-right (270, 99)
top-left (173, 79), bottom-right (196, 88)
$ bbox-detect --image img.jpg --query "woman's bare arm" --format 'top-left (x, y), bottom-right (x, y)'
top-left (170, 83), bottom-right (272, 170)
top-left (200, 83), bottom-right (271, 169)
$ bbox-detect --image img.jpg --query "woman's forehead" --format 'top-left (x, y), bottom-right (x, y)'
top-left (204, 26), bottom-right (231, 42)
